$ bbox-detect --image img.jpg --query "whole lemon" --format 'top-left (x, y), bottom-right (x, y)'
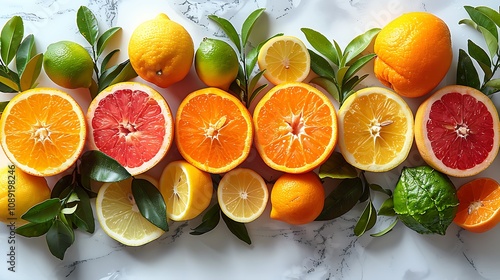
top-left (373, 12), bottom-right (452, 98)
top-left (128, 14), bottom-right (194, 88)
top-left (0, 164), bottom-right (51, 225)
top-left (43, 41), bottom-right (94, 89)
top-left (195, 38), bottom-right (239, 91)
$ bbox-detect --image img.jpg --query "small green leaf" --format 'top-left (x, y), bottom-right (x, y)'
top-left (301, 28), bottom-right (339, 66)
top-left (107, 60), bottom-right (137, 87)
top-left (485, 78), bottom-right (500, 89)
top-left (61, 205), bottom-right (78, 215)
top-left (456, 49), bottom-right (480, 89)
top-left (21, 198), bottom-right (61, 223)
top-left (51, 175), bottom-right (73, 199)
top-left (16, 220), bottom-right (53, 237)
top-left (132, 178), bottom-right (168, 232)
top-left (476, 6), bottom-right (500, 27)
top-left (1, 16), bottom-right (24, 66)
top-left (100, 49), bottom-right (119, 73)
top-left (0, 75), bottom-right (19, 91)
top-left (478, 26), bottom-right (498, 58)
top-left (98, 59), bottom-right (137, 92)
top-left (319, 152), bottom-right (357, 179)
top-left (344, 53), bottom-right (376, 81)
top-left (464, 6), bottom-right (498, 41)
top-left (354, 200), bottom-right (377, 236)
top-left (80, 150), bottom-right (131, 184)
top-left (96, 27), bottom-right (121, 57)
top-left (459, 18), bottom-right (478, 29)
top-left (208, 15), bottom-right (241, 53)
top-left (378, 197), bottom-right (396, 216)
top-left (316, 177), bottom-right (363, 221)
top-left (46, 219), bottom-right (75, 260)
top-left (343, 28), bottom-right (380, 65)
top-left (241, 8), bottom-right (265, 47)
top-left (16, 34), bottom-right (36, 75)
top-left (369, 183), bottom-right (392, 196)
top-left (19, 53), bottom-right (42, 91)
top-left (221, 212), bottom-right (251, 245)
top-left (0, 101), bottom-right (9, 113)
top-left (249, 82), bottom-right (267, 105)
top-left (310, 77), bottom-right (339, 102)
top-left (190, 203), bottom-right (221, 235)
top-left (467, 39), bottom-right (492, 81)
top-left (308, 49), bottom-right (335, 80)
top-left (370, 218), bottom-right (398, 237)
top-left (336, 66), bottom-right (349, 85)
top-left (76, 6), bottom-right (99, 46)
top-left (73, 186), bottom-right (95, 233)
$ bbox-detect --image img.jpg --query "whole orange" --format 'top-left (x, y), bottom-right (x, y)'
top-left (373, 12), bottom-right (452, 98)
top-left (270, 172), bottom-right (324, 225)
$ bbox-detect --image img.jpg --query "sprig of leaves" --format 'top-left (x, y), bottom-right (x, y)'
top-left (301, 28), bottom-right (380, 104)
top-left (76, 6), bottom-right (137, 98)
top-left (0, 16), bottom-right (43, 110)
top-left (457, 6), bottom-right (500, 95)
top-left (16, 151), bottom-right (168, 260)
top-left (209, 8), bottom-right (281, 108)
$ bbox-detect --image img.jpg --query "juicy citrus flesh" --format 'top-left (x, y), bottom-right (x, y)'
top-left (0, 88), bottom-right (86, 176)
top-left (159, 160), bottom-right (213, 221)
top-left (270, 172), bottom-right (324, 225)
top-left (96, 175), bottom-right (164, 246)
top-left (258, 36), bottom-right (310, 85)
top-left (338, 87), bottom-right (414, 172)
top-left (128, 13), bottom-right (194, 88)
top-left (217, 168), bottom-right (269, 223)
top-left (253, 82), bottom-right (337, 173)
top-left (88, 82), bottom-right (173, 176)
top-left (175, 88), bottom-right (253, 174)
top-left (373, 12), bottom-right (452, 98)
top-left (415, 85), bottom-right (500, 177)
top-left (454, 178), bottom-right (500, 233)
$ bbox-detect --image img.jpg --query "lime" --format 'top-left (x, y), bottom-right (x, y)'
top-left (393, 166), bottom-right (459, 235)
top-left (195, 38), bottom-right (239, 91)
top-left (43, 41), bottom-right (94, 89)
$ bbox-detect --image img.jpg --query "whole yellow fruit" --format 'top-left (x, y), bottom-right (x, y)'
top-left (0, 164), bottom-right (51, 225)
top-left (128, 14), bottom-right (194, 88)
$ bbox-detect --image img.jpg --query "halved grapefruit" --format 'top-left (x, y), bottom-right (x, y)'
top-left (87, 82), bottom-right (174, 175)
top-left (415, 85), bottom-right (500, 177)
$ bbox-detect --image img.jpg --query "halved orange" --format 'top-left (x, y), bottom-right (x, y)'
top-left (338, 87), bottom-right (414, 172)
top-left (453, 177), bottom-right (500, 233)
top-left (253, 82), bottom-right (337, 173)
top-left (175, 87), bottom-right (253, 174)
top-left (0, 88), bottom-right (86, 176)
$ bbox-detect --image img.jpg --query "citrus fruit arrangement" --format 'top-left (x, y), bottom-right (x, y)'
top-left (1, 3), bottom-right (500, 261)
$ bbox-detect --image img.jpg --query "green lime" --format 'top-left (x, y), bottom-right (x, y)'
top-left (393, 166), bottom-right (459, 235)
top-left (195, 38), bottom-right (239, 91)
top-left (43, 41), bottom-right (94, 89)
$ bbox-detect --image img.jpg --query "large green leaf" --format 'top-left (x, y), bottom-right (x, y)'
top-left (456, 49), bottom-right (480, 90)
top-left (132, 178), bottom-right (168, 232)
top-left (16, 34), bottom-right (36, 75)
top-left (46, 219), bottom-right (75, 260)
top-left (76, 6), bottom-right (99, 46)
top-left (80, 150), bottom-right (131, 185)
top-left (464, 6), bottom-right (498, 41)
top-left (308, 49), bottom-right (335, 80)
top-left (208, 15), bottom-right (241, 53)
top-left (19, 53), bottom-right (43, 91)
top-left (241, 8), bottom-right (265, 47)
top-left (301, 28), bottom-right (340, 66)
top-left (316, 177), bottom-right (363, 221)
top-left (16, 220), bottom-right (53, 237)
top-left (221, 212), bottom-right (251, 245)
top-left (476, 6), bottom-right (500, 27)
top-left (96, 27), bottom-right (121, 56)
top-left (343, 28), bottom-right (380, 65)
top-left (21, 198), bottom-right (61, 223)
top-left (190, 203), bottom-right (221, 235)
top-left (1, 16), bottom-right (24, 65)
top-left (467, 39), bottom-right (492, 81)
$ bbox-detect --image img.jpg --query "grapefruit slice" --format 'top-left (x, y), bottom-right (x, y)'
top-left (87, 82), bottom-right (174, 175)
top-left (415, 85), bottom-right (500, 177)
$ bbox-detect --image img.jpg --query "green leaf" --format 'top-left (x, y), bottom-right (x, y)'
top-left (46, 219), bottom-right (75, 260)
top-left (107, 60), bottom-right (137, 87)
top-left (61, 205), bottom-right (78, 215)
top-left (467, 39), bottom-right (492, 81)
top-left (344, 53), bottom-right (376, 81)
top-left (132, 178), bottom-right (168, 232)
top-left (80, 150), bottom-right (131, 184)
top-left (336, 66), bottom-right (349, 85)
top-left (310, 77), bottom-right (339, 102)
top-left (464, 6), bottom-right (498, 41)
top-left (16, 220), bottom-right (53, 237)
top-left (308, 49), bottom-right (335, 80)
top-left (316, 177), bottom-right (363, 221)
top-left (378, 197), bottom-right (396, 216)
top-left (343, 28), bottom-right (380, 65)
top-left (478, 26), bottom-right (498, 58)
top-left (358, 172), bottom-right (371, 203)
top-left (19, 53), bottom-right (42, 91)
top-left (190, 203), bottom-right (221, 235)
top-left (73, 186), bottom-right (95, 233)
top-left (208, 15), bottom-right (241, 53)
top-left (249, 82), bottom-right (267, 105)
top-left (76, 6), bottom-right (99, 46)
top-left (485, 78), bottom-right (500, 89)
top-left (476, 6), bottom-right (500, 27)
top-left (1, 16), bottom-right (24, 66)
top-left (0, 75), bottom-right (19, 91)
top-left (456, 49), bottom-right (480, 89)
top-left (0, 101), bottom-right (9, 113)
top-left (319, 152), bottom-right (357, 179)
top-left (301, 28), bottom-right (339, 65)
top-left (341, 74), bottom-right (369, 102)
top-left (221, 212), bottom-right (251, 245)
top-left (370, 218), bottom-right (398, 237)
top-left (369, 183), bottom-right (392, 196)
top-left (98, 59), bottom-right (137, 92)
top-left (96, 27), bottom-right (121, 57)
top-left (100, 49), bottom-right (119, 73)
top-left (51, 175), bottom-right (73, 199)
top-left (21, 198), bottom-right (61, 223)
top-left (16, 34), bottom-right (36, 75)
top-left (353, 200), bottom-right (377, 236)
top-left (241, 8), bottom-right (265, 47)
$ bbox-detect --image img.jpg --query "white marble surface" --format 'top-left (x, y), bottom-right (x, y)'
top-left (1, 0), bottom-right (500, 279)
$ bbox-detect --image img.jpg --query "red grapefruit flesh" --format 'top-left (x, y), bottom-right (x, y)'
top-left (415, 85), bottom-right (500, 177)
top-left (87, 82), bottom-right (174, 175)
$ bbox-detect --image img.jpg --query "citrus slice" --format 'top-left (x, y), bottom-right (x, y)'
top-left (338, 87), bottom-right (414, 172)
top-left (159, 160), bottom-right (213, 221)
top-left (0, 88), bottom-right (86, 176)
top-left (87, 82), bottom-right (174, 176)
top-left (253, 82), bottom-right (337, 173)
top-left (453, 178), bottom-right (500, 233)
top-left (415, 85), bottom-right (500, 177)
top-left (96, 175), bottom-right (165, 246)
top-left (258, 35), bottom-right (310, 85)
top-left (175, 87), bottom-right (253, 174)
top-left (217, 168), bottom-right (268, 223)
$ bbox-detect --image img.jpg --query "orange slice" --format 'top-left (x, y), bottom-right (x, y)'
top-left (0, 88), bottom-right (86, 176)
top-left (175, 87), bottom-right (253, 174)
top-left (253, 82), bottom-right (337, 173)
